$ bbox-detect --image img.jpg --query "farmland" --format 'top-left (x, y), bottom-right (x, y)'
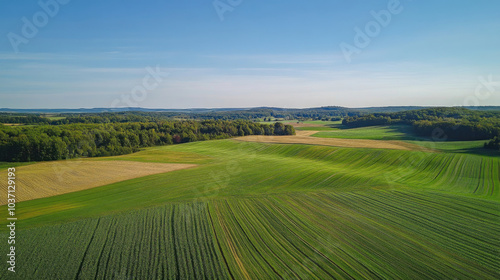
top-left (235, 132), bottom-right (432, 151)
top-left (294, 123), bottom-right (496, 156)
top-left (1, 136), bottom-right (499, 279)
top-left (5, 191), bottom-right (498, 279)
top-left (0, 161), bottom-right (197, 204)
top-left (2, 0), bottom-right (500, 276)
top-left (310, 125), bottom-right (417, 140)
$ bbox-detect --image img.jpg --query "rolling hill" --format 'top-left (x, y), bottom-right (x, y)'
top-left (1, 138), bottom-right (498, 279)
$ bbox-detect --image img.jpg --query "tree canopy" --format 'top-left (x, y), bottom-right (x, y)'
top-left (0, 120), bottom-right (295, 162)
top-left (342, 107), bottom-right (500, 141)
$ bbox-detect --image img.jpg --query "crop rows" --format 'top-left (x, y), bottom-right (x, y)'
top-left (1, 140), bottom-right (498, 279)
top-left (0, 161), bottom-right (196, 205)
top-left (4, 140), bottom-right (498, 229)
top-left (3, 189), bottom-right (498, 279)
top-left (208, 191), bottom-right (499, 279)
top-left (2, 203), bottom-right (229, 280)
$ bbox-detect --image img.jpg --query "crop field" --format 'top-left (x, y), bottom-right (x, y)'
top-left (1, 123), bottom-right (26, 127)
top-left (311, 125), bottom-right (417, 140)
top-left (1, 136), bottom-right (499, 279)
top-left (279, 120), bottom-right (342, 131)
top-left (0, 161), bottom-right (196, 204)
top-left (45, 116), bottom-right (66, 121)
top-left (2, 191), bottom-right (499, 279)
top-left (95, 148), bottom-right (213, 164)
top-left (406, 139), bottom-right (496, 155)
top-left (308, 123), bottom-right (494, 156)
top-left (235, 131), bottom-right (433, 151)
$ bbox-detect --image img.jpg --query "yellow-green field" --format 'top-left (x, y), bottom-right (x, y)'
top-left (235, 130), bottom-right (434, 151)
top-left (1, 128), bottom-right (498, 279)
top-left (0, 160), bottom-right (196, 204)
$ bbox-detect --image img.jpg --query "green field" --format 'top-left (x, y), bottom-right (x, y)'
top-left (296, 120), bottom-right (342, 126)
top-left (296, 126), bottom-right (338, 131)
top-left (259, 120), bottom-right (342, 130)
top-left (0, 161), bottom-right (34, 169)
top-left (408, 139), bottom-right (499, 155)
top-left (288, 120), bottom-right (342, 131)
top-left (307, 123), bottom-right (495, 156)
top-left (45, 116), bottom-right (66, 121)
top-left (311, 125), bottom-right (417, 140)
top-left (1, 138), bottom-right (499, 279)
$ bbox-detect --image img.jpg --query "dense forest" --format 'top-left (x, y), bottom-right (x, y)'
top-left (1, 107), bottom-right (499, 161)
top-left (342, 107), bottom-right (500, 142)
top-left (1, 106), bottom-right (499, 124)
top-left (0, 114), bottom-right (50, 124)
top-left (0, 108), bottom-right (356, 124)
top-left (0, 120), bottom-right (295, 162)
top-left (0, 106), bottom-right (440, 124)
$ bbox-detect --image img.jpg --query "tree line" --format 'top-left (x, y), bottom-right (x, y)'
top-left (484, 137), bottom-right (500, 151)
top-left (0, 114), bottom-right (49, 124)
top-left (0, 108), bottom-right (360, 125)
top-left (0, 120), bottom-right (295, 162)
top-left (342, 107), bottom-right (500, 142)
top-left (2, 107), bottom-right (499, 125)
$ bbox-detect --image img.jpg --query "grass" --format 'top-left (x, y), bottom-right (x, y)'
top-left (295, 126), bottom-right (337, 131)
top-left (311, 125), bottom-right (417, 140)
top-left (1, 138), bottom-right (498, 279)
top-left (406, 139), bottom-right (500, 156)
top-left (236, 133), bottom-right (427, 151)
top-left (1, 123), bottom-right (24, 126)
top-left (258, 120), bottom-right (342, 130)
top-left (45, 116), bottom-right (66, 121)
top-left (406, 140), bottom-right (486, 151)
top-left (310, 124), bottom-right (496, 156)
top-left (0, 160), bottom-right (196, 204)
top-left (4, 140), bottom-right (498, 225)
top-left (296, 120), bottom-right (342, 125)
top-left (0, 161), bottom-right (34, 169)
top-left (287, 120), bottom-right (342, 131)
top-left (95, 148), bottom-right (213, 164)
top-left (3, 190), bottom-right (498, 279)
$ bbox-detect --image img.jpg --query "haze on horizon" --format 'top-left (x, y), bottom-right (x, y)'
top-left (0, 1), bottom-right (499, 109)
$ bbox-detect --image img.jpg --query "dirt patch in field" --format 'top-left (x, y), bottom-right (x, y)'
top-left (295, 130), bottom-right (319, 136)
top-left (2, 123), bottom-right (24, 126)
top-left (0, 160), bottom-right (197, 204)
top-left (235, 131), bottom-right (435, 152)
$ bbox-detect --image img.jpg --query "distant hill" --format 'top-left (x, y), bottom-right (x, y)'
top-left (1, 106), bottom-right (498, 114)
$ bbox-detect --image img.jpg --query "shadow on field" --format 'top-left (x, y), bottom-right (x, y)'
top-left (456, 147), bottom-right (500, 157)
top-left (319, 124), bottom-right (419, 141)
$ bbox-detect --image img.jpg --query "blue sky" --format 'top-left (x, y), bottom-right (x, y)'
top-left (0, 0), bottom-right (499, 109)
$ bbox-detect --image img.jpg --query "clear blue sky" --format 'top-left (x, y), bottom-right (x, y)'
top-left (0, 0), bottom-right (499, 109)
